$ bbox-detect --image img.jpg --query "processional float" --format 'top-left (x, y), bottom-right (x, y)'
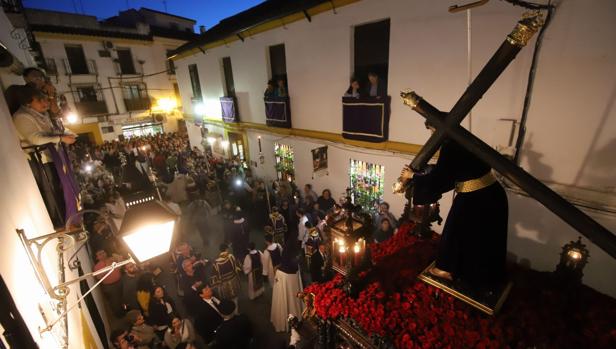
top-left (398, 12), bottom-right (616, 314)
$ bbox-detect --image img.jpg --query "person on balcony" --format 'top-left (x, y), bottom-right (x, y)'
top-left (364, 72), bottom-right (387, 98)
top-left (264, 80), bottom-right (276, 97)
top-left (5, 67), bottom-right (47, 115)
top-left (275, 78), bottom-right (288, 97)
top-left (343, 78), bottom-right (362, 98)
top-left (13, 85), bottom-right (77, 228)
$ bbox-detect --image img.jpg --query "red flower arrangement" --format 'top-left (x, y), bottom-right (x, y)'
top-left (305, 223), bottom-right (616, 349)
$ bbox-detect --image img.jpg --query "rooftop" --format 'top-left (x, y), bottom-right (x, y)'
top-left (22, 7), bottom-right (198, 42)
top-left (170, 0), bottom-right (333, 56)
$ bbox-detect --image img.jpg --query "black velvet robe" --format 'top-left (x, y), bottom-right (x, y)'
top-left (413, 139), bottom-right (508, 288)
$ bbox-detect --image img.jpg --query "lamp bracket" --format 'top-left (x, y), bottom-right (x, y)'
top-left (17, 228), bottom-right (88, 300)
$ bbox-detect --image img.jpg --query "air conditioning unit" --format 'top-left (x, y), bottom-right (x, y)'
top-left (98, 50), bottom-right (111, 58)
top-left (103, 41), bottom-right (114, 49)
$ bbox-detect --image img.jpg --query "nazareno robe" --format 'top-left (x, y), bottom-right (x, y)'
top-left (270, 245), bottom-right (304, 332)
top-left (243, 250), bottom-right (265, 300)
top-left (413, 139), bottom-right (508, 289)
top-left (262, 243), bottom-right (283, 285)
top-left (227, 218), bottom-right (250, 262)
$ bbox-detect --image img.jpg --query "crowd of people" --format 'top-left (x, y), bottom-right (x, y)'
top-left (7, 66), bottom-right (400, 348)
top-left (73, 132), bottom-right (401, 349)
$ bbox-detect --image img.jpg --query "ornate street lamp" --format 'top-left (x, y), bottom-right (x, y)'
top-left (17, 196), bottom-right (178, 341)
top-left (555, 237), bottom-right (590, 283)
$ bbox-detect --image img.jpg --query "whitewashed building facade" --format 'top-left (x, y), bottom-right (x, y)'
top-left (170, 0), bottom-right (616, 297)
top-left (7, 7), bottom-right (198, 143)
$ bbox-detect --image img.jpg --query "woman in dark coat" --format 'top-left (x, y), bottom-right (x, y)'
top-left (404, 132), bottom-right (508, 291)
top-left (148, 285), bottom-right (178, 340)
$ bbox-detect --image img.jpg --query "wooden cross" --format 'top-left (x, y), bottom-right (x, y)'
top-left (400, 14), bottom-right (616, 259)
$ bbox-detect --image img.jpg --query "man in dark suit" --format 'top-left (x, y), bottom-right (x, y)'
top-left (213, 299), bottom-right (253, 349)
top-left (364, 72), bottom-right (387, 98)
top-left (310, 242), bottom-right (328, 283)
top-left (193, 284), bottom-right (223, 344)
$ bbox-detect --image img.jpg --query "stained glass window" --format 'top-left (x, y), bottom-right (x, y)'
top-left (349, 159), bottom-right (385, 214)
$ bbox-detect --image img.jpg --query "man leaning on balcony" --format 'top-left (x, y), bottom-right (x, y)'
top-left (13, 84), bottom-right (78, 228)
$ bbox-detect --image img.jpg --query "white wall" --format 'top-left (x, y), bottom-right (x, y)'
top-left (0, 83), bottom-right (106, 348)
top-left (1, 15), bottom-right (108, 344)
top-left (175, 0), bottom-right (616, 297)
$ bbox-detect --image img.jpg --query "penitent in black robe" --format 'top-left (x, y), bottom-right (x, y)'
top-left (413, 139), bottom-right (508, 289)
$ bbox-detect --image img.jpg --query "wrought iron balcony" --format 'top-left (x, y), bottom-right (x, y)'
top-left (75, 100), bottom-right (108, 116)
top-left (124, 97), bottom-right (151, 112)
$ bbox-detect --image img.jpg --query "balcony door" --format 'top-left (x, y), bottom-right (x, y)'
top-left (122, 83), bottom-right (149, 111)
top-left (65, 44), bottom-right (89, 74)
top-left (116, 48), bottom-right (136, 75)
top-left (222, 57), bottom-right (235, 97)
top-left (75, 85), bottom-right (108, 116)
top-left (228, 131), bottom-right (246, 163)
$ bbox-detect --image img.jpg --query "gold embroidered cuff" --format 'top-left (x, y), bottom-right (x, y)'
top-left (455, 172), bottom-right (496, 193)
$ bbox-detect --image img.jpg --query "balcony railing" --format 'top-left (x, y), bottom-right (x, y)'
top-left (1, 0), bottom-right (24, 13)
top-left (124, 97), bottom-right (151, 112)
top-left (341, 96), bottom-right (391, 142)
top-left (75, 100), bottom-right (108, 116)
top-left (45, 58), bottom-right (58, 76)
top-left (220, 96), bottom-right (239, 123)
top-left (264, 96), bottom-right (291, 128)
top-left (113, 60), bottom-right (143, 76)
top-left (61, 59), bottom-right (97, 75)
top-left (21, 143), bottom-right (79, 228)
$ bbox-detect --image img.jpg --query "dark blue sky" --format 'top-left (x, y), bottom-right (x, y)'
top-left (22, 0), bottom-right (265, 30)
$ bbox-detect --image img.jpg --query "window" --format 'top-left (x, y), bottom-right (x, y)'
top-left (228, 132), bottom-right (246, 164)
top-left (122, 83), bottom-right (147, 100)
top-left (65, 45), bottom-right (88, 74)
top-left (122, 122), bottom-right (163, 138)
top-left (188, 64), bottom-right (202, 100)
top-left (101, 126), bottom-right (115, 133)
top-left (45, 58), bottom-right (58, 76)
top-left (221, 57), bottom-right (235, 97)
top-left (116, 48), bottom-right (136, 74)
top-left (269, 44), bottom-right (287, 82)
top-left (353, 19), bottom-right (390, 95)
top-left (274, 143), bottom-right (294, 181)
top-left (74, 85), bottom-right (108, 115)
top-left (122, 83), bottom-right (149, 111)
top-left (349, 159), bottom-right (385, 215)
top-left (76, 86), bottom-right (99, 102)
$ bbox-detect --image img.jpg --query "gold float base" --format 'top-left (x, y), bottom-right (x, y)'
top-left (418, 261), bottom-right (512, 316)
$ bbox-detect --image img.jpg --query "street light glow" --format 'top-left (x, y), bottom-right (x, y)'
top-left (194, 102), bottom-right (206, 116)
top-left (66, 112), bottom-right (78, 124)
top-left (157, 98), bottom-right (177, 113)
